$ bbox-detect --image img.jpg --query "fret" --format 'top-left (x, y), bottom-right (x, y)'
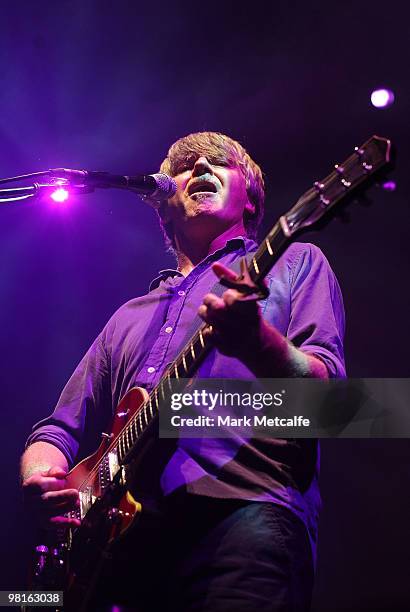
top-left (125, 426), bottom-right (131, 449)
top-left (252, 257), bottom-right (259, 275)
top-left (83, 135), bottom-right (391, 493)
top-left (131, 421), bottom-right (137, 444)
top-left (186, 348), bottom-right (195, 370)
top-left (118, 435), bottom-right (125, 461)
top-left (176, 359), bottom-right (186, 379)
top-left (123, 431), bottom-right (130, 453)
top-left (131, 416), bottom-right (138, 440)
top-left (198, 333), bottom-right (207, 351)
top-left (193, 335), bottom-right (203, 355)
top-left (133, 414), bottom-right (139, 436)
top-left (126, 420), bottom-right (133, 446)
top-left (251, 224), bottom-right (287, 283)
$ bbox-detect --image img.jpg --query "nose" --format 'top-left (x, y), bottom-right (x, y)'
top-left (192, 156), bottom-right (213, 177)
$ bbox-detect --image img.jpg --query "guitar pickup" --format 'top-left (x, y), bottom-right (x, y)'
top-left (108, 449), bottom-right (120, 481)
top-left (79, 486), bottom-right (93, 519)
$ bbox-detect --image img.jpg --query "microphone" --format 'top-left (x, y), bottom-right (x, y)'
top-left (49, 168), bottom-right (177, 200)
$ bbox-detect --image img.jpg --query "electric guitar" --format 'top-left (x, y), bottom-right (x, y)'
top-left (25, 135), bottom-right (392, 611)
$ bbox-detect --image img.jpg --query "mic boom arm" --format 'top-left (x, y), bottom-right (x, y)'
top-left (49, 169), bottom-right (177, 200)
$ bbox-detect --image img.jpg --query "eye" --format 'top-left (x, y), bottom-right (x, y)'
top-left (210, 158), bottom-right (231, 168)
top-left (174, 163), bottom-right (191, 174)
top-left (175, 157), bottom-right (196, 174)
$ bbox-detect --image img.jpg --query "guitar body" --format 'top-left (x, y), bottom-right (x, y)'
top-left (26, 387), bottom-right (150, 612)
top-left (24, 135), bottom-right (392, 612)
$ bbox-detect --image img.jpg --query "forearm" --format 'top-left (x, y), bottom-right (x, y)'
top-left (242, 319), bottom-right (329, 379)
top-left (20, 441), bottom-right (69, 482)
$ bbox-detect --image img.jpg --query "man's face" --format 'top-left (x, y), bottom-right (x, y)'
top-left (163, 154), bottom-right (254, 236)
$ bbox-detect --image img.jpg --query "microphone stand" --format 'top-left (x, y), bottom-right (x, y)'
top-left (0, 166), bottom-right (172, 205)
top-left (0, 181), bottom-right (94, 205)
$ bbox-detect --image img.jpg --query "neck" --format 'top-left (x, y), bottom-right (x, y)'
top-left (175, 221), bottom-right (246, 276)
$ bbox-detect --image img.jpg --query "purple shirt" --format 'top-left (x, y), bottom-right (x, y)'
top-left (26, 237), bottom-right (345, 560)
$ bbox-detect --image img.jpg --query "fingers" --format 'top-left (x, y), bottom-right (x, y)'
top-left (42, 466), bottom-right (67, 479)
top-left (22, 468), bottom-right (81, 529)
top-left (49, 515), bottom-right (81, 528)
top-left (202, 290), bottom-right (244, 311)
top-left (28, 488), bottom-right (80, 529)
top-left (28, 488), bottom-right (79, 515)
top-left (23, 473), bottom-right (69, 494)
top-left (199, 290), bottom-right (257, 324)
top-left (41, 489), bottom-right (79, 506)
top-left (203, 292), bottom-right (226, 310)
top-left (199, 293), bottom-right (229, 327)
top-left (212, 262), bottom-right (239, 281)
top-left (212, 260), bottom-right (268, 299)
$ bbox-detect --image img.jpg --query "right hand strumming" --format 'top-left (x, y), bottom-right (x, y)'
top-left (22, 466), bottom-right (81, 529)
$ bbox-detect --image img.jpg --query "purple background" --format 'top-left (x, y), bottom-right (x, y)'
top-left (1, 2), bottom-right (409, 610)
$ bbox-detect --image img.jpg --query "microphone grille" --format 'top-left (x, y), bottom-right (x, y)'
top-left (151, 173), bottom-right (177, 200)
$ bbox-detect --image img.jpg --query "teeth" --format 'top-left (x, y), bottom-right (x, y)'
top-left (190, 183), bottom-right (216, 195)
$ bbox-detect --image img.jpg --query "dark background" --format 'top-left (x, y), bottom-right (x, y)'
top-left (1, 1), bottom-right (409, 610)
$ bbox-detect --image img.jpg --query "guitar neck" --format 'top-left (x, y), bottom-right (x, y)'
top-left (100, 135), bottom-right (392, 466)
top-left (114, 221), bottom-right (290, 464)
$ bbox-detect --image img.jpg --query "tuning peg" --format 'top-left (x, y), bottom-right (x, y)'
top-left (353, 147), bottom-right (373, 172)
top-left (334, 165), bottom-right (352, 188)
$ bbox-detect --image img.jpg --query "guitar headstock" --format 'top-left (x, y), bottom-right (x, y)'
top-left (284, 135), bottom-right (392, 236)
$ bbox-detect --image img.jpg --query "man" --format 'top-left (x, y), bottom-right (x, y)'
top-left (21, 132), bottom-right (345, 611)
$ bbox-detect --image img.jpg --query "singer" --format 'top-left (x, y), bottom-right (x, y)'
top-left (21, 132), bottom-right (345, 611)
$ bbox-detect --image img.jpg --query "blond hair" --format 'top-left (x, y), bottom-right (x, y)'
top-left (158, 132), bottom-right (265, 248)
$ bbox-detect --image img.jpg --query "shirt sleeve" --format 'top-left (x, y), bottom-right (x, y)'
top-left (25, 336), bottom-right (112, 468)
top-left (287, 243), bottom-right (346, 378)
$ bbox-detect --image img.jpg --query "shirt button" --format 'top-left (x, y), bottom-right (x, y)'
top-left (165, 326), bottom-right (173, 334)
top-left (178, 290), bottom-right (186, 297)
top-left (147, 366), bottom-right (156, 373)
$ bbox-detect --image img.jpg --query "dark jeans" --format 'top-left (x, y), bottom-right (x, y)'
top-left (90, 493), bottom-right (314, 612)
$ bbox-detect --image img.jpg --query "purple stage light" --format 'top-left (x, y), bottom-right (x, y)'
top-left (50, 187), bottom-right (69, 203)
top-left (370, 88), bottom-right (395, 108)
top-left (382, 180), bottom-right (396, 192)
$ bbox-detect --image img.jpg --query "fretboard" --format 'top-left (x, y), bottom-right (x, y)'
top-left (101, 134), bottom-right (392, 465)
top-left (115, 221), bottom-right (290, 463)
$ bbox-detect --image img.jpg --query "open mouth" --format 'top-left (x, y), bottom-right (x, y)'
top-left (188, 180), bottom-right (218, 196)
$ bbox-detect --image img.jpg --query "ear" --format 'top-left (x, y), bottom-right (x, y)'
top-left (157, 201), bottom-right (172, 224)
top-left (244, 199), bottom-right (256, 218)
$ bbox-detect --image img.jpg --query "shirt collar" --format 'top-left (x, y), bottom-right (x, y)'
top-left (148, 235), bottom-right (257, 292)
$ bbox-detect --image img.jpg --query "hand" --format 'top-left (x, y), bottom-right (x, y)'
top-left (198, 261), bottom-right (264, 359)
top-left (22, 466), bottom-right (81, 529)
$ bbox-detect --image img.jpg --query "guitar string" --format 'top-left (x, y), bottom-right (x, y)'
top-left (72, 227), bottom-right (283, 501)
top-left (73, 323), bottom-right (213, 496)
top-left (71, 227), bottom-right (282, 495)
top-left (71, 225), bottom-right (279, 497)
top-left (71, 139), bottom-right (386, 509)
top-left (72, 226), bottom-right (293, 499)
top-left (72, 174), bottom-right (345, 497)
